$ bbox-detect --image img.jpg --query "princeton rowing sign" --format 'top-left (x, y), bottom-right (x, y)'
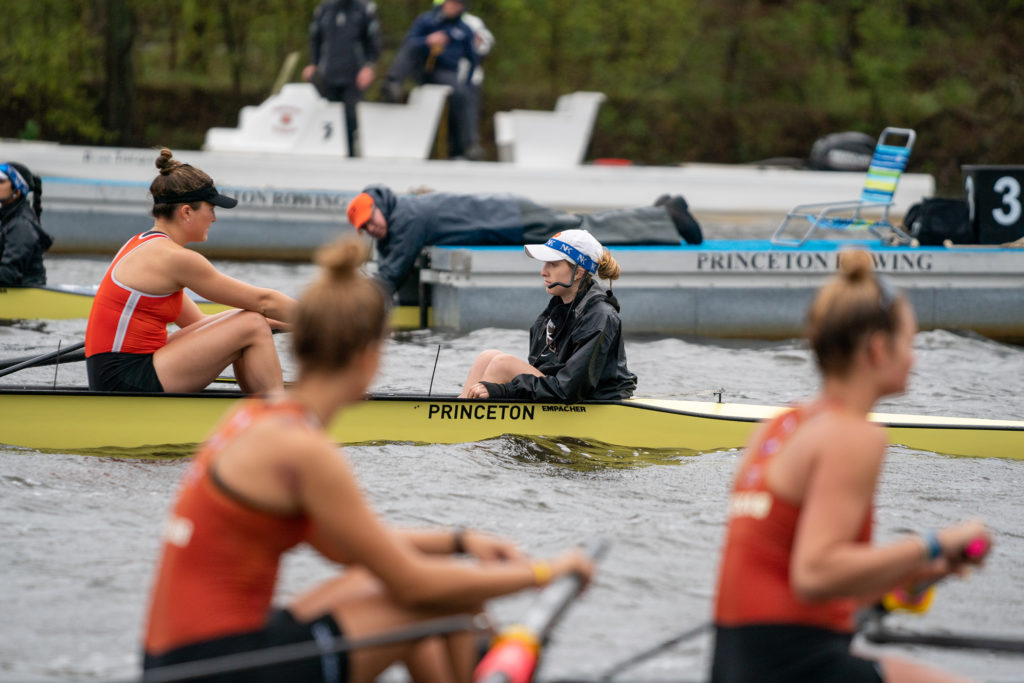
top-left (695, 251), bottom-right (935, 272)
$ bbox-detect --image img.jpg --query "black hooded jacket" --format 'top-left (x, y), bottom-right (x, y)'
top-left (308, 0), bottom-right (381, 87)
top-left (0, 194), bottom-right (51, 286)
top-left (481, 278), bottom-right (637, 403)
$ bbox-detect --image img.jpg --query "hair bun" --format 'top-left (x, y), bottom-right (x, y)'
top-left (155, 147), bottom-right (180, 175)
top-left (314, 237), bottom-right (371, 282)
top-left (837, 248), bottom-right (874, 283)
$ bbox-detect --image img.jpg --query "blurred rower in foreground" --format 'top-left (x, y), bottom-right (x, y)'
top-left (85, 148), bottom-right (295, 394)
top-left (711, 249), bottom-right (990, 683)
top-left (460, 229), bottom-right (636, 402)
top-left (142, 236), bottom-right (594, 683)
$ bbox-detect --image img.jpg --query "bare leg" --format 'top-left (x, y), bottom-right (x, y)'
top-left (289, 568), bottom-right (483, 683)
top-left (460, 349), bottom-right (503, 395)
top-left (154, 309), bottom-right (282, 394)
top-left (459, 351), bottom-right (542, 397)
top-left (477, 354), bottom-right (542, 384)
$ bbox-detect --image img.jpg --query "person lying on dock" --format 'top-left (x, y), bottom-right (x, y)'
top-left (711, 249), bottom-right (991, 683)
top-left (346, 183), bottom-right (702, 294)
top-left (460, 229), bottom-right (637, 403)
top-left (85, 148), bottom-right (296, 394)
top-left (142, 236), bottom-right (594, 683)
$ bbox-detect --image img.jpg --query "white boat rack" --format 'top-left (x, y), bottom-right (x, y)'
top-left (494, 91), bottom-right (606, 167)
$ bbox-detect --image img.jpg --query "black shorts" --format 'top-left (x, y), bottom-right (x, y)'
top-left (143, 608), bottom-right (347, 683)
top-left (711, 624), bottom-right (884, 683)
top-left (87, 352), bottom-right (164, 392)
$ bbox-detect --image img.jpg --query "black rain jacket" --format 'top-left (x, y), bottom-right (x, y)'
top-left (0, 194), bottom-right (51, 286)
top-left (481, 279), bottom-right (637, 403)
top-left (309, 0), bottom-right (381, 87)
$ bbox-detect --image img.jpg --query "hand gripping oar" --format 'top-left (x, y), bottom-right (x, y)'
top-left (0, 340), bottom-right (86, 378)
top-left (858, 536), bottom-right (1024, 654)
top-left (473, 538), bottom-right (609, 683)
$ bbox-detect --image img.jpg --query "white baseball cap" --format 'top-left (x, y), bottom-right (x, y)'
top-left (524, 229), bottom-right (603, 275)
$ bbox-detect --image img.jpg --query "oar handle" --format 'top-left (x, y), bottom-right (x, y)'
top-left (474, 538), bottom-right (608, 683)
top-left (876, 534), bottom-right (992, 614)
top-left (524, 538), bottom-right (608, 640)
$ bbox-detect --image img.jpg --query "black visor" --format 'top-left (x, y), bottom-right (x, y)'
top-left (153, 183), bottom-right (237, 209)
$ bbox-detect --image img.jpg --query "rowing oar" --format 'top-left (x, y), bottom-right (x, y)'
top-left (0, 340), bottom-right (86, 378)
top-left (474, 538), bottom-right (609, 683)
top-left (127, 614), bottom-right (482, 683)
top-left (860, 618), bottom-right (1024, 655)
top-left (595, 620), bottom-right (711, 681)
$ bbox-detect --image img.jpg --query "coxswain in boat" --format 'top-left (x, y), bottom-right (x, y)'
top-left (84, 148), bottom-right (296, 394)
top-left (459, 229), bottom-right (637, 402)
top-left (0, 161), bottom-right (52, 286)
top-left (711, 249), bottom-right (991, 683)
top-left (346, 183), bottom-right (702, 295)
top-left (142, 235), bottom-right (594, 683)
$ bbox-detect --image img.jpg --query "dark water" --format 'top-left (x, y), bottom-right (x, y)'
top-left (1, 257), bottom-right (1023, 682)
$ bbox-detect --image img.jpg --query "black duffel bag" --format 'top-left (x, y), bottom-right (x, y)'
top-left (902, 197), bottom-right (975, 245)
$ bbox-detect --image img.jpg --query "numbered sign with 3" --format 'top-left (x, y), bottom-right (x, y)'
top-left (963, 165), bottom-right (1024, 243)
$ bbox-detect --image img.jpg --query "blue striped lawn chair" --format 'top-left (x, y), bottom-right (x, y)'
top-left (771, 127), bottom-right (916, 246)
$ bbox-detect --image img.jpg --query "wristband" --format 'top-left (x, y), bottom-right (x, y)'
top-left (921, 530), bottom-right (942, 561)
top-left (530, 561), bottom-right (553, 587)
top-left (452, 527), bottom-right (467, 555)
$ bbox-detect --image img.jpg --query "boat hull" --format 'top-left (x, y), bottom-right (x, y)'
top-left (0, 389), bottom-right (1020, 460)
top-left (0, 286), bottom-right (427, 328)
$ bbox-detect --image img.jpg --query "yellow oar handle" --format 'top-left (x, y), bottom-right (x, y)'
top-left (882, 584), bottom-right (936, 614)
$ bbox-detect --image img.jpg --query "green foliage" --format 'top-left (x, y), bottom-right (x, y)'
top-left (0, 1), bottom-right (107, 141)
top-left (1, 0), bottom-right (1023, 192)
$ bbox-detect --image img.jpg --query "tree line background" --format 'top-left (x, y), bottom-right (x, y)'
top-left (2, 0), bottom-right (1023, 193)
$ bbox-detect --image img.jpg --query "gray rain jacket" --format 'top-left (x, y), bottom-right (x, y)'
top-left (364, 184), bottom-right (683, 294)
top-left (366, 184), bottom-right (525, 293)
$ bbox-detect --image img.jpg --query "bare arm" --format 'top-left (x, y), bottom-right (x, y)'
top-left (299, 438), bottom-right (586, 609)
top-left (790, 423), bottom-right (989, 601)
top-left (174, 295), bottom-right (206, 329)
top-left (171, 249), bottom-right (295, 323)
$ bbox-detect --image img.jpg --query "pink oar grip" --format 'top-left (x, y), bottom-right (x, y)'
top-left (963, 537), bottom-right (989, 559)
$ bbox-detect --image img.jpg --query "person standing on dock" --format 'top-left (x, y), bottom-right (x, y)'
top-left (346, 184), bottom-right (702, 295)
top-left (85, 148), bottom-right (297, 395)
top-left (142, 236), bottom-right (594, 683)
top-left (711, 249), bottom-right (991, 683)
top-left (460, 229), bottom-right (637, 402)
top-left (0, 162), bottom-right (52, 286)
top-left (303, 0), bottom-right (382, 157)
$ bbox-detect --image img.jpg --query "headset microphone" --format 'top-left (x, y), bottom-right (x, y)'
top-left (546, 263), bottom-right (579, 289)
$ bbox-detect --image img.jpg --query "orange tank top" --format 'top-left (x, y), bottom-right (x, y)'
top-left (143, 399), bottom-right (316, 655)
top-left (85, 232), bottom-right (184, 356)
top-left (713, 406), bottom-right (873, 633)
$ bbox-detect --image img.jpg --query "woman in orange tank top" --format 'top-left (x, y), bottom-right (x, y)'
top-left (84, 148), bottom-right (296, 394)
top-left (143, 236), bottom-right (594, 683)
top-left (711, 249), bottom-right (991, 683)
